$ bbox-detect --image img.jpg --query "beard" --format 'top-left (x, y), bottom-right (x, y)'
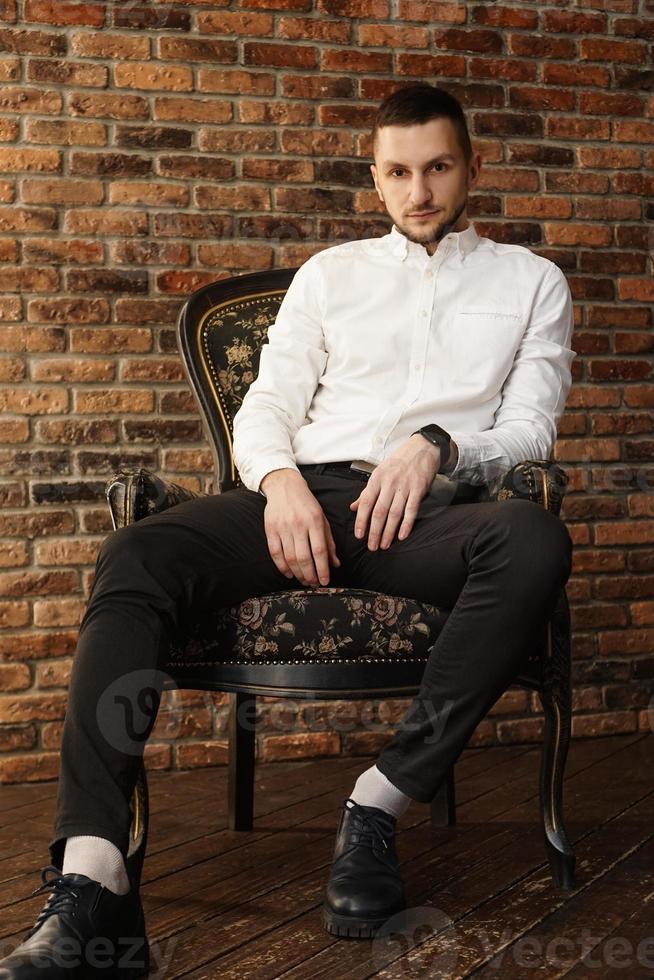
top-left (397, 195), bottom-right (468, 247)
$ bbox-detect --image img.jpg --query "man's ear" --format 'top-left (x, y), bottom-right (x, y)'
top-left (467, 151), bottom-right (482, 192)
top-left (370, 163), bottom-right (384, 203)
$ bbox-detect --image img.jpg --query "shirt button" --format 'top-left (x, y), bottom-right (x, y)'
top-left (420, 310), bottom-right (428, 317)
top-left (425, 269), bottom-right (433, 277)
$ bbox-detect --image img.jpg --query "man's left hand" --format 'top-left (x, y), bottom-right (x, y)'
top-left (349, 435), bottom-right (442, 550)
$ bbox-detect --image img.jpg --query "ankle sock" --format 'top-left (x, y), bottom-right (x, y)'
top-left (349, 764), bottom-right (412, 819)
top-left (62, 835), bottom-right (131, 895)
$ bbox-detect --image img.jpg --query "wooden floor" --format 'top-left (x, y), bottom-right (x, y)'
top-left (1, 732), bottom-right (653, 978)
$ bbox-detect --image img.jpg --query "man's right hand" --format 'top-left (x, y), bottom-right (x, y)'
top-left (260, 468), bottom-right (341, 587)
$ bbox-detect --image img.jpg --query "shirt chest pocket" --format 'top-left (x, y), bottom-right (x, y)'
top-left (449, 308), bottom-right (525, 393)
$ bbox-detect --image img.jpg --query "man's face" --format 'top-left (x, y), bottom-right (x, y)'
top-left (370, 117), bottom-right (481, 256)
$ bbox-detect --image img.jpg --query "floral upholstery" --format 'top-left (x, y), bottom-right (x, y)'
top-left (165, 588), bottom-right (450, 667)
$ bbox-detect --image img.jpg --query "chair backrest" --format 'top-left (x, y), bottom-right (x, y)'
top-left (176, 268), bottom-right (299, 493)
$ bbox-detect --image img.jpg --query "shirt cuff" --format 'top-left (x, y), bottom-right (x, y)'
top-left (443, 432), bottom-right (480, 483)
top-left (247, 456), bottom-right (301, 495)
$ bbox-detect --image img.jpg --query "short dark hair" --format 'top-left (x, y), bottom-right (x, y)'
top-left (372, 83), bottom-right (473, 164)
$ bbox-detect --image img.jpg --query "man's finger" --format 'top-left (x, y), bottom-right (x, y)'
top-left (366, 487), bottom-right (397, 550)
top-left (379, 490), bottom-right (410, 549)
top-left (308, 524), bottom-right (331, 586)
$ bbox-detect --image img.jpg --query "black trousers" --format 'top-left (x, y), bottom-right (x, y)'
top-left (48, 467), bottom-right (572, 870)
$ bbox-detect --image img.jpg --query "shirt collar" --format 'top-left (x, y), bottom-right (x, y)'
top-left (388, 220), bottom-right (479, 262)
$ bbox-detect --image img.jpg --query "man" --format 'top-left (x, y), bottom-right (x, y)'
top-left (0, 83), bottom-right (575, 975)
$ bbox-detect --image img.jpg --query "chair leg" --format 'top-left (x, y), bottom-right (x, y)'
top-left (430, 765), bottom-right (456, 828)
top-left (539, 590), bottom-right (576, 890)
top-left (228, 690), bottom-right (256, 831)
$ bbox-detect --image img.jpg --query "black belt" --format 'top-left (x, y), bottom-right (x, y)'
top-left (297, 461), bottom-right (371, 483)
top-left (297, 461), bottom-right (484, 502)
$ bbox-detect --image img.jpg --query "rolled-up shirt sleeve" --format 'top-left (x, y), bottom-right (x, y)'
top-left (447, 262), bottom-right (576, 486)
top-left (232, 254), bottom-right (329, 493)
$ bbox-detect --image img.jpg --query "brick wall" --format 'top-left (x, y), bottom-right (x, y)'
top-left (0, 0), bottom-right (652, 784)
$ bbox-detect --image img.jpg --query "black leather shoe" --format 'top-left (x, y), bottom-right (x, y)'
top-left (323, 797), bottom-right (406, 938)
top-left (0, 865), bottom-right (149, 978)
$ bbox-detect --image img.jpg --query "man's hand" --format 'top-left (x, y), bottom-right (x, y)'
top-left (260, 468), bottom-right (341, 587)
top-left (349, 436), bottom-right (443, 550)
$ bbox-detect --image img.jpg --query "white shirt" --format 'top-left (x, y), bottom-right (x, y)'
top-left (232, 220), bottom-right (576, 493)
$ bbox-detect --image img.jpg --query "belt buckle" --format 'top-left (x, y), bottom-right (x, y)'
top-left (349, 460), bottom-right (375, 480)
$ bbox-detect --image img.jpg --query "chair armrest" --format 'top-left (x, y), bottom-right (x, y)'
top-left (105, 467), bottom-right (209, 529)
top-left (484, 459), bottom-right (569, 517)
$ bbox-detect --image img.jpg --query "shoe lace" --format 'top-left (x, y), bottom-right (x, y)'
top-left (341, 797), bottom-right (391, 854)
top-left (24, 865), bottom-right (81, 939)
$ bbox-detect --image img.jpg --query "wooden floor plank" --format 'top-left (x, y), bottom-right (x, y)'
top-left (0, 734), bottom-right (649, 979)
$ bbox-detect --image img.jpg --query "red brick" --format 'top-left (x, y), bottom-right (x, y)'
top-left (69, 92), bottom-right (149, 120)
top-left (318, 0), bottom-right (388, 15)
top-left (509, 87), bottom-right (575, 112)
top-left (398, 0), bottom-right (464, 22)
top-left (108, 181), bottom-right (188, 207)
top-left (74, 389), bottom-right (154, 414)
top-left (508, 34), bottom-right (576, 59)
top-left (197, 243), bottom-right (274, 270)
top-left (469, 57), bottom-right (536, 81)
top-left (472, 6), bottom-right (536, 28)
top-left (27, 298), bottom-right (110, 324)
top-left (154, 98), bottom-right (232, 125)
top-left (197, 10), bottom-right (273, 35)
top-left (279, 16), bottom-right (350, 42)
top-left (0, 420), bottom-right (28, 444)
top-left (396, 52), bottom-right (468, 78)
top-left (0, 386), bottom-right (68, 415)
top-left (580, 91), bottom-right (644, 116)
top-left (69, 329), bottom-right (152, 354)
top-left (543, 63), bottom-right (610, 88)
top-left (22, 179), bottom-right (103, 206)
top-left (24, 0), bottom-right (104, 27)
top-left (578, 146), bottom-right (641, 169)
top-left (618, 279), bottom-right (654, 303)
top-left (239, 100), bottom-right (313, 125)
top-left (0, 358), bottom-right (25, 383)
top-left (110, 240), bottom-right (190, 267)
top-left (613, 120), bottom-right (654, 143)
top-left (32, 359), bottom-right (114, 383)
top-left (22, 238), bottom-right (103, 264)
top-left (194, 184), bottom-right (271, 210)
top-left (544, 223), bottom-right (611, 247)
top-left (157, 37), bottom-right (238, 63)
top-left (70, 31), bottom-right (150, 60)
top-left (579, 37), bottom-right (646, 63)
top-left (35, 418), bottom-right (118, 444)
top-left (27, 58), bottom-right (107, 87)
top-left (0, 86), bottom-right (61, 114)
top-left (541, 10), bottom-right (607, 33)
top-left (0, 267), bottom-right (58, 292)
top-left (0, 27), bottom-right (66, 56)
top-left (506, 197), bottom-right (571, 219)
top-left (546, 116), bottom-right (610, 140)
top-left (63, 209), bottom-right (148, 237)
top-left (198, 68), bottom-right (275, 95)
top-left (114, 63), bottom-right (192, 92)
top-left (25, 119), bottom-right (107, 146)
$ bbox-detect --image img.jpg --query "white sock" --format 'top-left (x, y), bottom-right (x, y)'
top-left (350, 764), bottom-right (413, 819)
top-left (62, 835), bottom-right (131, 895)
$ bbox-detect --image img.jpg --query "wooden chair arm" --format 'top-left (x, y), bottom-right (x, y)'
top-left (484, 459), bottom-right (569, 517)
top-left (105, 467), bottom-right (209, 529)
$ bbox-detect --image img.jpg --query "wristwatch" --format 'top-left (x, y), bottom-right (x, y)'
top-left (412, 423), bottom-right (452, 473)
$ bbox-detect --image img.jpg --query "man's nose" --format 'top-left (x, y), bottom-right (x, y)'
top-left (410, 177), bottom-right (432, 207)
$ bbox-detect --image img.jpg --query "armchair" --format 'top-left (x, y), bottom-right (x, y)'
top-left (106, 268), bottom-right (576, 893)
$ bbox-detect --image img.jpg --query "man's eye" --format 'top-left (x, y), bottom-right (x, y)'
top-left (390, 164), bottom-right (445, 177)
